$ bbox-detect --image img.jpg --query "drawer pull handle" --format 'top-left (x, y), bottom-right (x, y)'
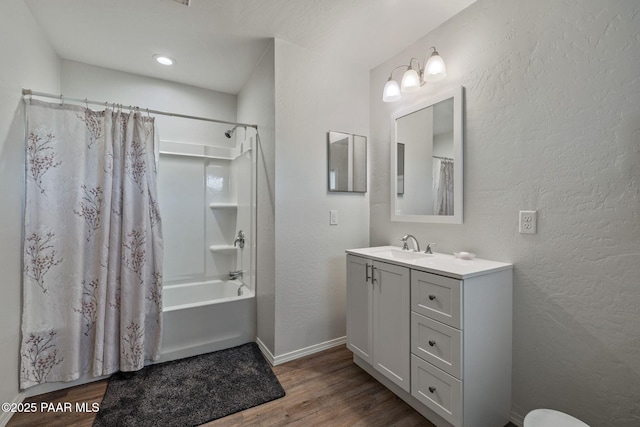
top-left (428, 294), bottom-right (436, 300)
top-left (428, 386), bottom-right (436, 393)
top-left (428, 340), bottom-right (436, 347)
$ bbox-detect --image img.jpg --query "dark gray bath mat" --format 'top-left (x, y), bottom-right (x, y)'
top-left (93, 342), bottom-right (285, 427)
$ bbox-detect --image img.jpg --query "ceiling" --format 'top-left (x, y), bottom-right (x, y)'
top-left (24, 0), bottom-right (476, 94)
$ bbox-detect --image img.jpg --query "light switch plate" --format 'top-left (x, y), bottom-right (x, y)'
top-left (330, 210), bottom-right (338, 225)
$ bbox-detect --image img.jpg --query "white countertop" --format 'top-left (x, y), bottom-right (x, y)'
top-left (346, 246), bottom-right (512, 279)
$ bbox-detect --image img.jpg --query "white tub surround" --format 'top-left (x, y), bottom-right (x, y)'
top-left (156, 129), bottom-right (257, 364)
top-left (161, 280), bottom-right (255, 362)
top-left (346, 246), bottom-right (512, 427)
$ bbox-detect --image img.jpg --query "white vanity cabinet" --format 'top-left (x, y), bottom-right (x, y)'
top-left (346, 254), bottom-right (411, 392)
top-left (346, 247), bottom-right (513, 427)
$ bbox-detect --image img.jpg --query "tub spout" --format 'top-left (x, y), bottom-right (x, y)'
top-left (237, 283), bottom-right (247, 296)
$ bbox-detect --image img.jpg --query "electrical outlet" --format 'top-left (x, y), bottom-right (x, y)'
top-left (330, 210), bottom-right (338, 225)
top-left (519, 210), bottom-right (537, 234)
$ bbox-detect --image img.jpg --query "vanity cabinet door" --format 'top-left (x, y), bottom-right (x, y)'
top-left (372, 261), bottom-right (411, 393)
top-left (346, 255), bottom-right (373, 364)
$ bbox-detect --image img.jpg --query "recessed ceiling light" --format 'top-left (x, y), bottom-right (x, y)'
top-left (153, 55), bottom-right (176, 66)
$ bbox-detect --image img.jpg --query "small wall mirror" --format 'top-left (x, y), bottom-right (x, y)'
top-left (328, 131), bottom-right (367, 193)
top-left (391, 86), bottom-right (464, 223)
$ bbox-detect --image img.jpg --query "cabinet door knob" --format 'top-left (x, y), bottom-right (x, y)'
top-left (428, 294), bottom-right (436, 300)
top-left (428, 386), bottom-right (436, 393)
top-left (428, 340), bottom-right (436, 347)
top-left (365, 263), bottom-right (371, 282)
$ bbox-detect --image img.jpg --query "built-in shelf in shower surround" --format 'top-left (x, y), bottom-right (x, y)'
top-left (159, 140), bottom-right (248, 160)
top-left (209, 245), bottom-right (238, 254)
top-left (209, 203), bottom-right (238, 209)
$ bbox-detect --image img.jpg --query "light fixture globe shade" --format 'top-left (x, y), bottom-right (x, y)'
top-left (424, 52), bottom-right (446, 82)
top-left (400, 68), bottom-right (421, 93)
top-left (383, 78), bottom-right (401, 102)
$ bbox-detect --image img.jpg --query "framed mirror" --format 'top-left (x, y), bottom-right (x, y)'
top-left (328, 131), bottom-right (367, 193)
top-left (391, 86), bottom-right (464, 223)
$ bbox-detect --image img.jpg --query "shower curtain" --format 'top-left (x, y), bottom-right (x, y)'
top-left (434, 159), bottom-right (454, 215)
top-left (20, 99), bottom-right (163, 389)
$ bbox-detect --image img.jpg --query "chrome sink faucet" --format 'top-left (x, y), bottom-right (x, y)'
top-left (401, 234), bottom-right (420, 252)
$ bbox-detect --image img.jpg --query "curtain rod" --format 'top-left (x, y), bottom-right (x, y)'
top-left (22, 88), bottom-right (258, 130)
top-left (433, 155), bottom-right (453, 161)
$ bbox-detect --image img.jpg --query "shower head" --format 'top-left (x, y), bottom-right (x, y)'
top-left (225, 126), bottom-right (239, 138)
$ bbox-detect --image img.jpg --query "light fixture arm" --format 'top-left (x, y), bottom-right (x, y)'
top-left (407, 57), bottom-right (426, 87)
top-left (387, 64), bottom-right (410, 80)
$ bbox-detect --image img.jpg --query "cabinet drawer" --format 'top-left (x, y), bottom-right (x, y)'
top-left (411, 312), bottom-right (462, 379)
top-left (411, 355), bottom-right (462, 427)
top-left (411, 270), bottom-right (462, 328)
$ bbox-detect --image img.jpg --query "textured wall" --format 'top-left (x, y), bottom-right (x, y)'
top-left (237, 40), bottom-right (277, 353)
top-left (273, 39), bottom-right (370, 357)
top-left (60, 60), bottom-right (237, 144)
top-left (0, 0), bottom-right (60, 420)
top-left (370, 0), bottom-right (640, 425)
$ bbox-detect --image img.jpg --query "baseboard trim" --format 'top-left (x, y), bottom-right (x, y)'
top-left (256, 336), bottom-right (346, 366)
top-left (0, 392), bottom-right (26, 427)
top-left (510, 409), bottom-right (525, 426)
top-left (256, 337), bottom-right (276, 365)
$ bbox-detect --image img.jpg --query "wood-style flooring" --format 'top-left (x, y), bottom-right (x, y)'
top-left (7, 345), bottom-right (518, 427)
top-left (7, 345), bottom-right (432, 427)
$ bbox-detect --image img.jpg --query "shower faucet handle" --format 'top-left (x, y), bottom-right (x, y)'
top-left (234, 230), bottom-right (246, 249)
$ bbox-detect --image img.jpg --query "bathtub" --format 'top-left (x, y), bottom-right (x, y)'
top-left (159, 279), bottom-right (256, 362)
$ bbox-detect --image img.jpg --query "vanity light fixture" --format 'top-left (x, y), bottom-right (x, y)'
top-left (153, 54), bottom-right (176, 66)
top-left (382, 47), bottom-right (446, 103)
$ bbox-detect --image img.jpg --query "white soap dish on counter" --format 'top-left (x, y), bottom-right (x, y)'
top-left (454, 251), bottom-right (476, 260)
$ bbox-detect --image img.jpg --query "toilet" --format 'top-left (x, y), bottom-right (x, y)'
top-left (524, 409), bottom-right (589, 427)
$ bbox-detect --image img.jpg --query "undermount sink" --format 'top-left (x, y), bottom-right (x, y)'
top-left (370, 247), bottom-right (431, 261)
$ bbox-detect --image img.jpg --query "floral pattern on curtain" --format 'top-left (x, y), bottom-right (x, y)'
top-left (21, 99), bottom-right (163, 389)
top-left (434, 159), bottom-right (454, 216)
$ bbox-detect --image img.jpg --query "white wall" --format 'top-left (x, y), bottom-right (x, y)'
top-left (61, 60), bottom-right (237, 145)
top-left (272, 39), bottom-right (370, 358)
top-left (370, 0), bottom-right (640, 425)
top-left (237, 40), bottom-right (277, 353)
top-left (0, 1), bottom-right (60, 423)
top-left (238, 39), bottom-right (370, 362)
